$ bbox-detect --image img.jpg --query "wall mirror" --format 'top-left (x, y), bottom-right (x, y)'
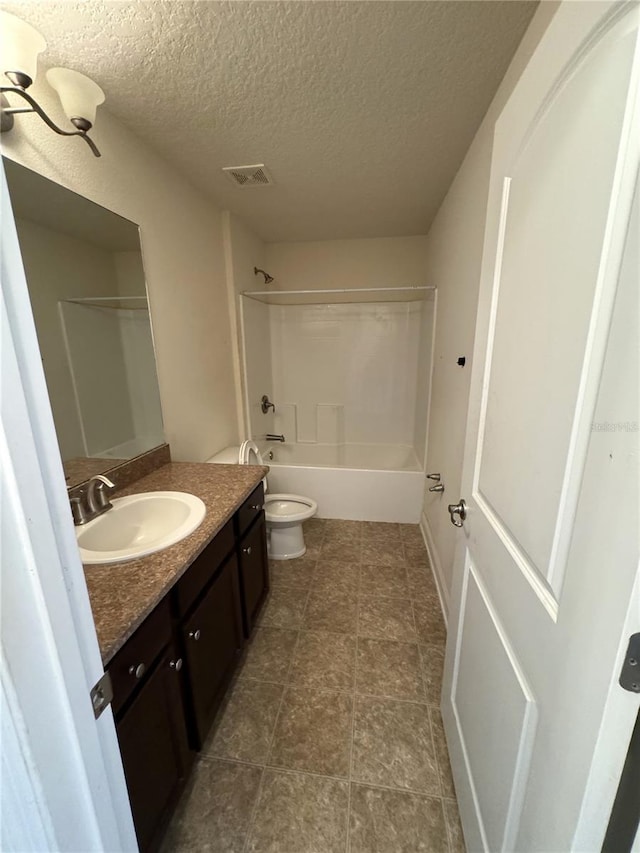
top-left (4, 158), bottom-right (166, 489)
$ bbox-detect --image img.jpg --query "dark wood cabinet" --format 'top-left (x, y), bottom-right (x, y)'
top-left (237, 516), bottom-right (269, 636)
top-left (181, 554), bottom-right (244, 748)
top-left (115, 644), bottom-right (191, 852)
top-left (108, 488), bottom-right (269, 850)
top-left (236, 482), bottom-right (265, 536)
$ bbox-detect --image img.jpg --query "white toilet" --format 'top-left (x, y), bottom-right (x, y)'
top-left (207, 440), bottom-right (317, 560)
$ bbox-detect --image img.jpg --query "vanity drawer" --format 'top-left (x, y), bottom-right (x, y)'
top-left (109, 596), bottom-right (172, 716)
top-left (236, 483), bottom-right (265, 537)
top-left (174, 520), bottom-right (235, 618)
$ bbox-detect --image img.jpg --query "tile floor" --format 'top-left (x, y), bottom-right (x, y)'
top-left (163, 519), bottom-right (465, 853)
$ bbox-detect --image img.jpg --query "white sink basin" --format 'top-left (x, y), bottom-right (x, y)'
top-left (77, 491), bottom-right (206, 565)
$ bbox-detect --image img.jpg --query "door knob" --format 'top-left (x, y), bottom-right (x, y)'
top-left (448, 500), bottom-right (467, 528)
top-left (429, 483), bottom-right (445, 493)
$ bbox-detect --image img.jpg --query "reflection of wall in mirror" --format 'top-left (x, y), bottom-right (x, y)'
top-left (14, 216), bottom-right (162, 460)
top-left (15, 217), bottom-right (126, 458)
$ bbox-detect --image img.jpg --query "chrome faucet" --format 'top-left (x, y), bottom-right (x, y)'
top-left (71, 474), bottom-right (116, 525)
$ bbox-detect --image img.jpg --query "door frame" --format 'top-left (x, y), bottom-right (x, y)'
top-left (1, 163), bottom-right (137, 850)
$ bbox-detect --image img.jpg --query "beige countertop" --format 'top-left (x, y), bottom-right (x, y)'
top-left (83, 461), bottom-right (268, 665)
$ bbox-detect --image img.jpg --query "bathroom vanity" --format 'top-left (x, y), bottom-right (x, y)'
top-left (82, 461), bottom-right (269, 852)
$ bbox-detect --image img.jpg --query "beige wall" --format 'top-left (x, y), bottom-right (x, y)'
top-left (265, 235), bottom-right (429, 290)
top-left (3, 82), bottom-right (238, 462)
top-left (421, 2), bottom-right (560, 611)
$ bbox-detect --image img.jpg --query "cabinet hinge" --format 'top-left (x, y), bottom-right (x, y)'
top-left (90, 671), bottom-right (113, 719)
top-left (619, 634), bottom-right (640, 693)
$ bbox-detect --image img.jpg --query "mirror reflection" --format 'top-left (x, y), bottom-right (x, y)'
top-left (4, 159), bottom-right (165, 488)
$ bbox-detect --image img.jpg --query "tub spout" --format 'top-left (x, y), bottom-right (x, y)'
top-left (266, 434), bottom-right (285, 442)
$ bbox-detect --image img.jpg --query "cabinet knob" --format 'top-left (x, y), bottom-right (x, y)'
top-left (128, 663), bottom-right (145, 679)
top-left (169, 658), bottom-right (183, 671)
top-left (252, 504), bottom-right (264, 511)
top-left (243, 546), bottom-right (252, 555)
top-left (189, 629), bottom-right (201, 641)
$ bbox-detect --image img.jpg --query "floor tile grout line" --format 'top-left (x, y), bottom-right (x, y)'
top-left (241, 620), bottom-right (304, 853)
top-left (427, 703), bottom-right (448, 800)
top-left (346, 595), bottom-right (362, 853)
top-left (215, 756), bottom-right (446, 800)
top-left (237, 676), bottom-right (442, 706)
top-left (443, 797), bottom-right (455, 853)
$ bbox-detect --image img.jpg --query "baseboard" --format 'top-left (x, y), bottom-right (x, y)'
top-left (419, 509), bottom-right (450, 626)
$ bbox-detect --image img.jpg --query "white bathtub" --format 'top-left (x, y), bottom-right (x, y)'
top-left (265, 442), bottom-right (425, 523)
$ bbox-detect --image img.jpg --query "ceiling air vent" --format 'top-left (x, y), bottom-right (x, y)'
top-left (222, 164), bottom-right (273, 187)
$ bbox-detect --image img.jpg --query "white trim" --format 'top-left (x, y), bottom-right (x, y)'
top-left (419, 508), bottom-right (450, 623)
top-left (572, 567), bottom-right (640, 851)
top-left (420, 288), bottom-right (438, 473)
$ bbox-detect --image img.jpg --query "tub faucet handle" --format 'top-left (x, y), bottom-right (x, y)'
top-left (261, 395), bottom-right (276, 414)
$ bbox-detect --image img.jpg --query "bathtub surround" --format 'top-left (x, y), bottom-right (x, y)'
top-left (269, 299), bottom-right (429, 448)
top-left (237, 290), bottom-right (434, 523)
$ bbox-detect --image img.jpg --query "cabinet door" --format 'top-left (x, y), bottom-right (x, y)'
top-left (116, 645), bottom-right (190, 852)
top-left (238, 516), bottom-right (269, 637)
top-left (181, 554), bottom-right (243, 748)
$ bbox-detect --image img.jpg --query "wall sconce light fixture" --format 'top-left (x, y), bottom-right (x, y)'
top-left (0, 12), bottom-right (105, 157)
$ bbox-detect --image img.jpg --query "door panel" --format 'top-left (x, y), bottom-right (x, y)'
top-left (477, 10), bottom-right (638, 598)
top-left (452, 561), bottom-right (536, 852)
top-left (443, 4), bottom-right (640, 851)
top-left (182, 555), bottom-right (243, 747)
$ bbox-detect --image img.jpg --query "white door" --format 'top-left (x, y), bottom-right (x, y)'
top-left (442, 3), bottom-right (640, 851)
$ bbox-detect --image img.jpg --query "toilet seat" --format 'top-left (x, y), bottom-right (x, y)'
top-left (207, 441), bottom-right (317, 559)
top-left (264, 494), bottom-right (318, 524)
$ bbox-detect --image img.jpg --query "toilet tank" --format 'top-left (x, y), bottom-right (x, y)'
top-left (206, 446), bottom-right (240, 464)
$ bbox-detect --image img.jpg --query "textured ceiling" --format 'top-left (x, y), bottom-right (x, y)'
top-left (1, 1), bottom-right (538, 242)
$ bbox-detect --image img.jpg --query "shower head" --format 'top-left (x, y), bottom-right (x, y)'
top-left (254, 267), bottom-right (274, 285)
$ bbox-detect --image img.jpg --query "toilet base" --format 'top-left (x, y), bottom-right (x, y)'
top-left (268, 522), bottom-right (307, 561)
